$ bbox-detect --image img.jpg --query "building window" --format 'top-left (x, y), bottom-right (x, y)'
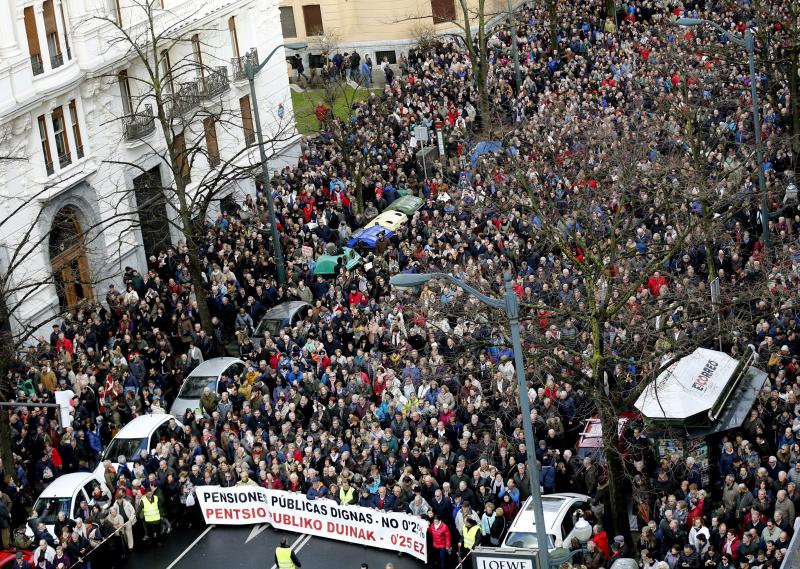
top-left (375, 50), bottom-right (397, 65)
top-left (228, 16), bottom-right (240, 59)
top-left (38, 115), bottom-right (53, 175)
top-left (204, 117), bottom-right (220, 167)
top-left (51, 106), bottom-right (71, 168)
top-left (172, 132), bottom-right (190, 183)
top-left (118, 70), bottom-right (133, 115)
top-left (108, 0), bottom-right (122, 25)
top-left (42, 0), bottom-right (63, 68)
top-left (69, 100), bottom-right (84, 159)
top-left (279, 7), bottom-right (297, 38)
top-left (302, 5), bottom-right (323, 36)
top-left (191, 34), bottom-right (204, 80)
top-left (239, 95), bottom-right (255, 146)
top-left (161, 49), bottom-right (173, 94)
top-left (59, 3), bottom-right (71, 60)
top-left (430, 0), bottom-right (456, 24)
top-left (24, 7), bottom-right (43, 75)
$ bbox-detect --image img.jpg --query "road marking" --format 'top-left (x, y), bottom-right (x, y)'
top-left (246, 524), bottom-right (271, 544)
top-left (269, 533), bottom-right (313, 569)
top-left (165, 525), bottom-right (214, 569)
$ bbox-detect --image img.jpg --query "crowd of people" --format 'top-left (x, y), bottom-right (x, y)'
top-left (2, 0), bottom-right (800, 569)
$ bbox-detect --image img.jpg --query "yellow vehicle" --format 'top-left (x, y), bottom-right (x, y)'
top-left (364, 210), bottom-right (408, 231)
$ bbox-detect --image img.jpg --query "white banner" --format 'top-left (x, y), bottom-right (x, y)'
top-left (194, 486), bottom-right (428, 561)
top-left (264, 490), bottom-right (428, 562)
top-left (196, 486), bottom-right (272, 525)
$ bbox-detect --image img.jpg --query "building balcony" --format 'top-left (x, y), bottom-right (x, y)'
top-left (231, 48), bottom-right (258, 82)
top-left (166, 82), bottom-right (200, 119)
top-left (31, 54), bottom-right (44, 76)
top-left (198, 66), bottom-right (230, 100)
top-left (123, 104), bottom-right (156, 141)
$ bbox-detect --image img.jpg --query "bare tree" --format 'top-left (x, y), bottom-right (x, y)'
top-left (389, 20), bottom-right (778, 539)
top-left (0, 171), bottom-right (131, 482)
top-left (85, 0), bottom-right (296, 335)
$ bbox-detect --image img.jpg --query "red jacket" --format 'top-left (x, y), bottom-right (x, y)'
top-left (429, 521), bottom-right (451, 549)
top-left (722, 536), bottom-right (741, 560)
top-left (591, 530), bottom-right (610, 559)
top-left (648, 274), bottom-right (668, 297)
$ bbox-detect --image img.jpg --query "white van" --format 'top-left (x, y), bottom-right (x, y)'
top-left (502, 493), bottom-right (591, 551)
top-left (93, 414), bottom-right (182, 478)
top-left (169, 357), bottom-right (244, 418)
top-left (26, 472), bottom-right (113, 538)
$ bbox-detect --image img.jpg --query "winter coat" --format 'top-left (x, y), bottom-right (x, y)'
top-left (678, 546), bottom-right (700, 569)
top-left (429, 521), bottom-right (451, 549)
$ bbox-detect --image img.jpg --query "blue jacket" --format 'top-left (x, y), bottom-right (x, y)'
top-left (376, 493), bottom-right (395, 511)
top-left (540, 464), bottom-right (557, 489)
top-left (306, 485), bottom-right (329, 501)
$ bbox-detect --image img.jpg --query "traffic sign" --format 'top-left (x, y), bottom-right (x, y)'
top-left (413, 125), bottom-right (429, 143)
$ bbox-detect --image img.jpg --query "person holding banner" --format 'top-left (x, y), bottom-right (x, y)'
top-left (275, 538), bottom-right (302, 569)
top-left (458, 517), bottom-right (481, 563)
top-left (428, 514), bottom-right (451, 569)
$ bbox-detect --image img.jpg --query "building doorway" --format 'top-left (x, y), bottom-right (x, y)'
top-left (133, 166), bottom-right (171, 259)
top-left (49, 206), bottom-right (94, 310)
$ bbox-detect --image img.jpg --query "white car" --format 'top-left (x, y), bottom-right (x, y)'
top-left (170, 357), bottom-right (244, 418)
top-left (93, 414), bottom-right (181, 478)
top-left (502, 493), bottom-right (591, 550)
top-left (27, 472), bottom-right (113, 538)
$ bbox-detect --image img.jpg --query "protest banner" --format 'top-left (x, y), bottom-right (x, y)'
top-left (195, 486), bottom-right (272, 525)
top-left (264, 490), bottom-right (428, 562)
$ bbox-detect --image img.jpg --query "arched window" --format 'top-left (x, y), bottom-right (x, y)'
top-left (49, 206), bottom-right (94, 310)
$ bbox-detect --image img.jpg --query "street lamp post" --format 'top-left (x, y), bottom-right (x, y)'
top-left (244, 41), bottom-right (307, 285)
top-left (390, 271), bottom-right (550, 569)
top-left (507, 0), bottom-right (522, 87)
top-left (675, 17), bottom-right (769, 256)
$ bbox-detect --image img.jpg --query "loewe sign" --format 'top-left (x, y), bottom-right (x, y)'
top-left (474, 558), bottom-right (535, 569)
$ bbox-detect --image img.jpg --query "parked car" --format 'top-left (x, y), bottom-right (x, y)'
top-left (0, 550), bottom-right (33, 568)
top-left (347, 226), bottom-right (396, 249)
top-left (170, 358), bottom-right (245, 418)
top-left (364, 210), bottom-right (408, 231)
top-left (253, 301), bottom-right (311, 339)
top-left (94, 414), bottom-right (183, 478)
top-left (502, 493), bottom-right (591, 551)
top-left (26, 473), bottom-right (113, 539)
top-left (385, 195), bottom-right (424, 216)
top-left (575, 412), bottom-right (642, 464)
top-left (313, 247), bottom-right (361, 275)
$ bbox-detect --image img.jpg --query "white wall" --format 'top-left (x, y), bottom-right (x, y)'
top-left (0, 0), bottom-right (300, 342)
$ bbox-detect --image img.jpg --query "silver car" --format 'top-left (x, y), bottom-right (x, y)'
top-left (170, 357), bottom-right (244, 418)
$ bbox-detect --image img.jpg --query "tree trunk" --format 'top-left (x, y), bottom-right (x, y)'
top-left (0, 391), bottom-right (15, 483)
top-left (605, 0), bottom-right (616, 21)
top-left (604, 436), bottom-right (632, 542)
top-left (547, 0), bottom-right (558, 53)
top-left (184, 241), bottom-right (213, 333)
top-left (0, 356), bottom-right (15, 483)
top-left (790, 43), bottom-right (800, 179)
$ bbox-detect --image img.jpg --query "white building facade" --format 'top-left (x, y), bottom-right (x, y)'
top-left (0, 0), bottom-right (301, 337)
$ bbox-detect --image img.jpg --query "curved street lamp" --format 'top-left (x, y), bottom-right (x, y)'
top-left (391, 270), bottom-right (551, 569)
top-left (243, 41), bottom-right (308, 285)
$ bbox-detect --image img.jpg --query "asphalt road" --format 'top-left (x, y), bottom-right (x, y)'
top-left (126, 524), bottom-right (427, 569)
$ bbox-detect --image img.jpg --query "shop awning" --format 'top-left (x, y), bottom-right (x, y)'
top-left (686, 367), bottom-right (768, 437)
top-left (634, 348), bottom-right (742, 421)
